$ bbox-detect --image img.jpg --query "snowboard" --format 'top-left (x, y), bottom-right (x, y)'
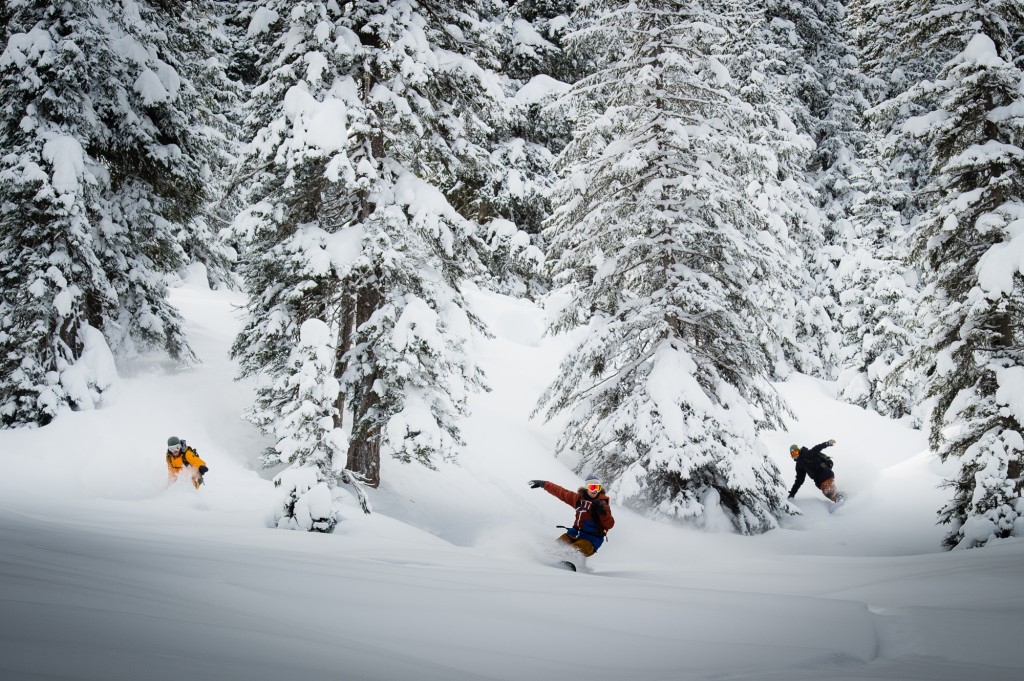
top-left (828, 495), bottom-right (847, 513)
top-left (557, 560), bottom-right (577, 572)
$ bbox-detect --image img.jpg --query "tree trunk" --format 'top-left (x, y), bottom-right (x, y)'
top-left (333, 293), bottom-right (353, 430)
top-left (346, 417), bottom-right (381, 488)
top-left (345, 281), bottom-right (383, 487)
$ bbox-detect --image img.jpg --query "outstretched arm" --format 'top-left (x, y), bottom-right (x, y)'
top-left (788, 468), bottom-right (806, 498)
top-left (810, 439), bottom-right (836, 454)
top-left (541, 481), bottom-right (580, 508)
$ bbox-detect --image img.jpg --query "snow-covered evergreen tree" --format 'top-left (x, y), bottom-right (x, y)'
top-left (174, 0), bottom-right (248, 289)
top-left (896, 10), bottom-right (1024, 548)
top-left (743, 1), bottom-right (854, 379)
top-left (500, 0), bottom-right (580, 83)
top-left (538, 0), bottom-right (793, 534)
top-left (271, 319), bottom-right (348, 532)
top-left (856, 0), bottom-right (1017, 196)
top-left (842, 0), bottom-right (941, 421)
top-left (848, 0), bottom-right (941, 228)
top-left (832, 160), bottom-right (921, 417)
top-left (827, 0), bottom-right (926, 416)
top-left (723, 1), bottom-right (833, 379)
top-left (849, 0), bottom-right (940, 100)
top-left (454, 0), bottom-right (572, 297)
top-left (0, 0), bottom-right (228, 427)
top-left (232, 1), bottom-right (505, 499)
top-left (843, 1), bottom-right (946, 419)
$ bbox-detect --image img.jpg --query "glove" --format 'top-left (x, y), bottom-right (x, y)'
top-left (787, 494), bottom-right (794, 500)
top-left (198, 465), bottom-right (209, 475)
top-left (592, 500), bottom-right (607, 516)
top-left (828, 439), bottom-right (837, 446)
top-left (528, 480), bottom-right (546, 489)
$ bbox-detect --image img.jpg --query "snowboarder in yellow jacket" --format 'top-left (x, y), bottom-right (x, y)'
top-left (166, 436), bottom-right (208, 488)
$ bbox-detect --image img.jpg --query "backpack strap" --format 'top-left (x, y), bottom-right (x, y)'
top-left (575, 495), bottom-right (607, 537)
top-left (167, 447), bottom-right (188, 467)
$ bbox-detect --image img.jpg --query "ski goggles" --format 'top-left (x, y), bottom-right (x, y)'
top-left (168, 444), bottom-right (181, 452)
top-left (586, 483), bottom-right (602, 492)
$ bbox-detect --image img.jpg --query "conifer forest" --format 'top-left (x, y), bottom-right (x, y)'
top-left (2, 0), bottom-right (1022, 549)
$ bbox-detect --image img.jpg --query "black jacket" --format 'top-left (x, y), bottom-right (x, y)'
top-left (789, 441), bottom-right (834, 497)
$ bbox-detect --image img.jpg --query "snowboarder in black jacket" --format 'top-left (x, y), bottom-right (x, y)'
top-left (788, 439), bottom-right (843, 502)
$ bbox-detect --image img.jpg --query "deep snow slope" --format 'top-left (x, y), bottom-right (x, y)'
top-left (0, 276), bottom-right (1021, 681)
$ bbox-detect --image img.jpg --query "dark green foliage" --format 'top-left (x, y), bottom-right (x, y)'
top-left (0, 0), bottom-right (233, 426)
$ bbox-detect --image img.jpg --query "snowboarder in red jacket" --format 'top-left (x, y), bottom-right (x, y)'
top-left (529, 472), bottom-right (614, 556)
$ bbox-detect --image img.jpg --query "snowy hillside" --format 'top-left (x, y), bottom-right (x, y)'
top-left (1, 277), bottom-right (1022, 681)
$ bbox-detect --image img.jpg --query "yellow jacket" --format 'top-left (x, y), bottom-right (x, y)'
top-left (166, 446), bottom-right (207, 488)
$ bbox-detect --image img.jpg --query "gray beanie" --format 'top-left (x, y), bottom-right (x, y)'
top-left (583, 472), bottom-right (601, 486)
top-left (167, 436), bottom-right (181, 447)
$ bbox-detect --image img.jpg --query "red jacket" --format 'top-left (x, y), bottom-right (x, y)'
top-left (543, 482), bottom-right (615, 539)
